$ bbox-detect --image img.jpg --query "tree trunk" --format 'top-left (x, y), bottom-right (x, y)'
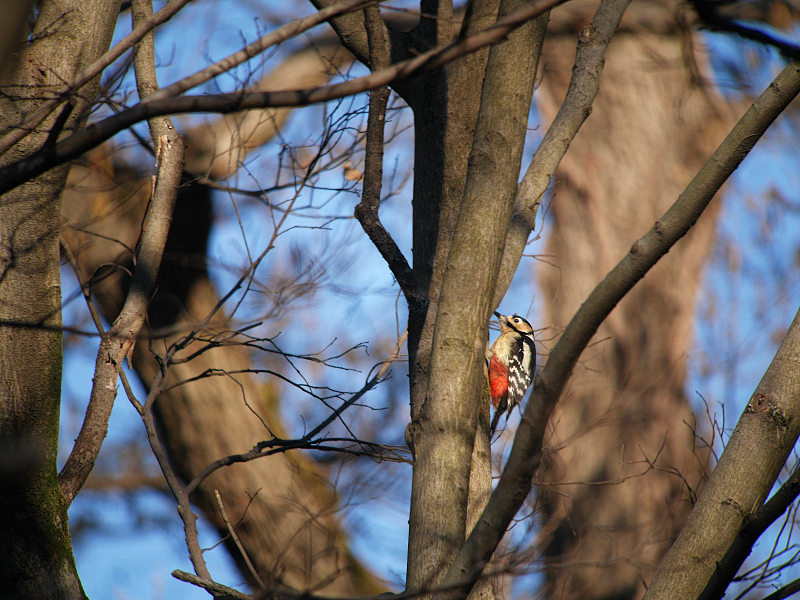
top-left (0, 1), bottom-right (120, 597)
top-left (534, 4), bottom-right (739, 597)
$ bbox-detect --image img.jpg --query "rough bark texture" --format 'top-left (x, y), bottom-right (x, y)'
top-left (533, 2), bottom-right (739, 597)
top-left (402, 0), bottom-right (501, 592)
top-left (406, 1), bottom-right (548, 596)
top-left (0, 0), bottom-right (120, 598)
top-left (645, 303), bottom-right (800, 599)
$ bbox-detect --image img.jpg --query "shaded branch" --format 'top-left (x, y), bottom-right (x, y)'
top-left (355, 6), bottom-right (420, 303)
top-left (146, 0), bottom-right (376, 103)
top-left (442, 55), bottom-right (800, 600)
top-left (692, 0), bottom-right (800, 59)
top-left (0, 0), bottom-right (567, 194)
top-left (761, 578), bottom-right (800, 600)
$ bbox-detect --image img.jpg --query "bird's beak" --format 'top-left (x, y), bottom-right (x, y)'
top-left (493, 310), bottom-right (502, 318)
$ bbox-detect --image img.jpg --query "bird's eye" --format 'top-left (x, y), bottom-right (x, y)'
top-left (513, 318), bottom-right (520, 323)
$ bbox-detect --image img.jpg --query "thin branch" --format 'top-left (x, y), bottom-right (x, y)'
top-left (0, 0), bottom-right (567, 194)
top-left (355, 6), bottom-right (419, 303)
top-left (146, 0), bottom-right (378, 103)
top-left (441, 56), bottom-right (800, 600)
top-left (761, 578), bottom-right (800, 600)
top-left (186, 330), bottom-right (407, 495)
top-left (0, 0), bottom-right (193, 157)
top-left (172, 570), bottom-right (255, 600)
top-left (214, 490), bottom-right (265, 589)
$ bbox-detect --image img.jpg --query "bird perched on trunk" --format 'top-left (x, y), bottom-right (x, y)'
top-left (487, 311), bottom-right (536, 436)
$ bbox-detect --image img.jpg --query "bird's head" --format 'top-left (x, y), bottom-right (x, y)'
top-left (496, 313), bottom-right (533, 336)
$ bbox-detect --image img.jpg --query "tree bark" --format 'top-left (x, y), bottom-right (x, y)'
top-left (533, 3), bottom-right (740, 597)
top-left (0, 0), bottom-right (120, 598)
top-left (645, 303), bottom-right (800, 600)
top-left (406, 1), bottom-right (548, 596)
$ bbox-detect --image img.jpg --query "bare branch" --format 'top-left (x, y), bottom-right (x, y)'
top-left (57, 0), bottom-right (186, 509)
top-left (699, 461), bottom-right (800, 600)
top-left (355, 6), bottom-right (420, 303)
top-left (215, 489), bottom-right (266, 589)
top-left (0, 0), bottom-right (567, 194)
top-left (146, 0), bottom-right (376, 103)
top-left (761, 578), bottom-right (800, 600)
top-left (496, 0), bottom-right (626, 303)
top-left (647, 298), bottom-right (800, 599)
top-left (186, 330), bottom-right (408, 494)
top-left (172, 570), bottom-right (254, 600)
top-left (0, 0), bottom-right (193, 157)
top-left (441, 55), bottom-right (800, 600)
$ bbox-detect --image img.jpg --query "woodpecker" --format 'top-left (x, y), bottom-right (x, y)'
top-left (487, 311), bottom-right (535, 435)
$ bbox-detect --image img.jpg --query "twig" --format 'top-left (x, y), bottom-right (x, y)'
top-left (186, 330), bottom-right (408, 494)
top-left (214, 490), bottom-right (265, 588)
top-left (146, 0), bottom-right (379, 103)
top-left (0, 0), bottom-right (567, 194)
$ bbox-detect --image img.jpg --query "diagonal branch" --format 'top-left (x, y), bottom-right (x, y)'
top-left (145, 0), bottom-right (378, 103)
top-left (354, 6), bottom-right (420, 303)
top-left (0, 0), bottom-right (194, 157)
top-left (699, 460), bottom-right (800, 600)
top-left (0, 0), bottom-right (567, 194)
top-left (440, 57), bottom-right (800, 600)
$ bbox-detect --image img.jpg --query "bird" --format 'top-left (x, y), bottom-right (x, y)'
top-left (487, 311), bottom-right (536, 436)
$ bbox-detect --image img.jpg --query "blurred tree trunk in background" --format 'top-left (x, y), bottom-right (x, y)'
top-left (60, 39), bottom-right (383, 594)
top-left (534, 2), bottom-right (739, 597)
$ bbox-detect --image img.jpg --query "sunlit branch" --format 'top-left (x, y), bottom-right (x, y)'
top-left (496, 0), bottom-right (626, 303)
top-left (699, 461), bottom-right (800, 600)
top-left (145, 0), bottom-right (378, 103)
top-left (0, 0), bottom-right (194, 157)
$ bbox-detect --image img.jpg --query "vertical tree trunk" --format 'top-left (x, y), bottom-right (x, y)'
top-left (404, 0), bottom-right (502, 591)
top-left (534, 5), bottom-right (738, 598)
top-left (0, 1), bottom-right (120, 597)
